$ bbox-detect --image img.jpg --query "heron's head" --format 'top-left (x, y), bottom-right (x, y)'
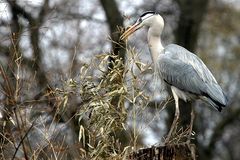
top-left (120, 11), bottom-right (164, 40)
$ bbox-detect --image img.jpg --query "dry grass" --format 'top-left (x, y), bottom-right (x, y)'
top-left (0, 29), bottom-right (196, 160)
top-left (0, 42), bottom-right (159, 159)
top-left (0, 36), bottom-right (196, 159)
top-left (75, 50), bottom-right (152, 159)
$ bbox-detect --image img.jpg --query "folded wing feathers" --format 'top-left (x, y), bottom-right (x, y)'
top-left (160, 44), bottom-right (227, 109)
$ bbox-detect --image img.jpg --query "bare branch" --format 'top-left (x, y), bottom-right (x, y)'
top-left (6, 0), bottom-right (34, 22)
top-left (38, 0), bottom-right (49, 25)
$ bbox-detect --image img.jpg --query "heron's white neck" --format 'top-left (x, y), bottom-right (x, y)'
top-left (147, 27), bottom-right (164, 64)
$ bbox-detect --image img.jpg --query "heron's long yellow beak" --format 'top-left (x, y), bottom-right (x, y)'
top-left (120, 23), bottom-right (140, 40)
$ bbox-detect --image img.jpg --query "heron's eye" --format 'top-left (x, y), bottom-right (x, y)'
top-left (138, 18), bottom-right (142, 23)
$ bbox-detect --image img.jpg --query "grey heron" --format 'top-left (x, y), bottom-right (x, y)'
top-left (120, 11), bottom-right (227, 142)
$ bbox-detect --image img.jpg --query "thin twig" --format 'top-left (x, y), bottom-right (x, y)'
top-left (11, 120), bottom-right (36, 160)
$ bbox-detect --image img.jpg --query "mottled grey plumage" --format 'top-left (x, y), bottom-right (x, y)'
top-left (157, 44), bottom-right (227, 111)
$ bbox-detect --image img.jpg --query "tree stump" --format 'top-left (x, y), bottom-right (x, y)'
top-left (128, 143), bottom-right (196, 160)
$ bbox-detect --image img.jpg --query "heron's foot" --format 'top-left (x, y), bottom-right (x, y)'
top-left (187, 142), bottom-right (196, 160)
top-left (165, 115), bottom-right (179, 144)
top-left (187, 108), bottom-right (195, 144)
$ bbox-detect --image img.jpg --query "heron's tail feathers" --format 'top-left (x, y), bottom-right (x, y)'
top-left (200, 96), bottom-right (225, 112)
top-left (201, 83), bottom-right (228, 112)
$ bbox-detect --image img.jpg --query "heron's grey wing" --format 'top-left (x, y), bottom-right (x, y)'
top-left (162, 44), bottom-right (227, 106)
top-left (164, 44), bottom-right (218, 84)
top-left (157, 56), bottom-right (206, 96)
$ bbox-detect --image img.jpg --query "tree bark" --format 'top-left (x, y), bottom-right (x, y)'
top-left (175, 0), bottom-right (209, 52)
top-left (99, 0), bottom-right (125, 67)
top-left (129, 143), bottom-right (195, 160)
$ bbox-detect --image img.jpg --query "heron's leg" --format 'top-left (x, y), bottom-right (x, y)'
top-left (187, 107), bottom-right (195, 143)
top-left (187, 107), bottom-right (196, 160)
top-left (165, 89), bottom-right (180, 143)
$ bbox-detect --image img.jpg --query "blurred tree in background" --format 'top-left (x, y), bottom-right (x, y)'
top-left (0, 0), bottom-right (239, 159)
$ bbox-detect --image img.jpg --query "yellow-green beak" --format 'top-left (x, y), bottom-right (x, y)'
top-left (120, 23), bottom-right (140, 40)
